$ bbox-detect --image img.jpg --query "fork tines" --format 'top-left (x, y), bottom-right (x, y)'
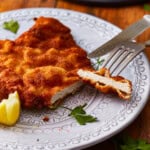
top-left (101, 41), bottom-right (145, 75)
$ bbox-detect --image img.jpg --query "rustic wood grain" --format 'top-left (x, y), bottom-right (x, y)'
top-left (57, 0), bottom-right (92, 13)
top-left (0, 0), bottom-right (150, 149)
top-left (0, 0), bottom-right (56, 12)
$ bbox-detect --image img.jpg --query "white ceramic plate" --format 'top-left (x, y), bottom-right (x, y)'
top-left (0, 8), bottom-right (149, 150)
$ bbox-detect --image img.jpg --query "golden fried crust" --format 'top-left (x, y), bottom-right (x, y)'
top-left (15, 17), bottom-right (77, 50)
top-left (0, 17), bottom-right (92, 109)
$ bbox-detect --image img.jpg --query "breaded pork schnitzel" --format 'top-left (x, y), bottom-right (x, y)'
top-left (0, 17), bottom-right (92, 109)
top-left (0, 17), bottom-right (132, 109)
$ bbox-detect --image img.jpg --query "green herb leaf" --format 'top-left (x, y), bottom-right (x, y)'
top-left (2, 20), bottom-right (19, 33)
top-left (69, 104), bottom-right (97, 125)
top-left (119, 136), bottom-right (150, 150)
top-left (144, 4), bottom-right (150, 11)
top-left (93, 57), bottom-right (105, 70)
top-left (62, 104), bottom-right (97, 125)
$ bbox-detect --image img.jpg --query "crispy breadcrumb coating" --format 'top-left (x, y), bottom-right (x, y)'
top-left (0, 17), bottom-right (92, 109)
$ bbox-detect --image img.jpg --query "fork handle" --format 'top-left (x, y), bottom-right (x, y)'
top-left (144, 15), bottom-right (150, 24)
top-left (119, 15), bottom-right (150, 40)
top-left (88, 15), bottom-right (150, 58)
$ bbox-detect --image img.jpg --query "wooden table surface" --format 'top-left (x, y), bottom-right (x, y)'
top-left (0, 0), bottom-right (150, 149)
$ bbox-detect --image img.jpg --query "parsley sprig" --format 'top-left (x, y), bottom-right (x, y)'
top-left (114, 135), bottom-right (150, 150)
top-left (144, 4), bottom-right (150, 11)
top-left (93, 57), bottom-right (105, 70)
top-left (2, 20), bottom-right (19, 34)
top-left (120, 137), bottom-right (150, 150)
top-left (62, 104), bottom-right (97, 125)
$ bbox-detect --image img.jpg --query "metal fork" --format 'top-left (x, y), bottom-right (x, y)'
top-left (100, 41), bottom-right (145, 75)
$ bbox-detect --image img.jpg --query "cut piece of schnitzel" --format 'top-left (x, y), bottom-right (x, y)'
top-left (77, 68), bottom-right (132, 100)
top-left (0, 17), bottom-right (92, 109)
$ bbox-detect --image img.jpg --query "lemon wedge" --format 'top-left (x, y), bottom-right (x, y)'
top-left (0, 91), bottom-right (20, 126)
